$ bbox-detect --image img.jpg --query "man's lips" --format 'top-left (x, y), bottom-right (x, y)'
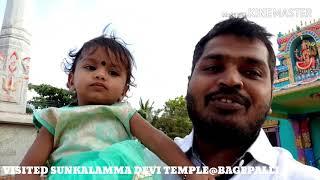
top-left (210, 99), bottom-right (244, 111)
top-left (90, 82), bottom-right (107, 90)
top-left (207, 94), bottom-right (251, 110)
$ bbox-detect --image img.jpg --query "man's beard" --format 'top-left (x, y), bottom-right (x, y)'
top-left (186, 92), bottom-right (269, 149)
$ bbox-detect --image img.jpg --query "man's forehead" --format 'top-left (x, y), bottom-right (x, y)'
top-left (200, 35), bottom-right (269, 65)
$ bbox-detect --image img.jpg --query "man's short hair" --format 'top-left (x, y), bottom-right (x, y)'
top-left (192, 17), bottom-right (276, 83)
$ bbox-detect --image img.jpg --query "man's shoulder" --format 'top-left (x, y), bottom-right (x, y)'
top-left (174, 131), bottom-right (194, 152)
top-left (272, 146), bottom-right (320, 179)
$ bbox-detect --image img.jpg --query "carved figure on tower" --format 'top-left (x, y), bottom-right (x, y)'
top-left (295, 39), bottom-right (318, 72)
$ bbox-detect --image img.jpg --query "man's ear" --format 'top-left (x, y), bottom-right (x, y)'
top-left (187, 75), bottom-right (191, 86)
top-left (67, 73), bottom-right (75, 91)
top-left (185, 75), bottom-right (191, 102)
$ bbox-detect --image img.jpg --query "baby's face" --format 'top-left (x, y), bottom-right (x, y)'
top-left (68, 46), bottom-right (128, 105)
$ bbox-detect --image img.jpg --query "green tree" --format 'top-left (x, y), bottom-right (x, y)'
top-left (28, 83), bottom-right (75, 109)
top-left (152, 96), bottom-right (192, 139)
top-left (137, 98), bottom-right (155, 123)
top-left (26, 104), bottom-right (34, 114)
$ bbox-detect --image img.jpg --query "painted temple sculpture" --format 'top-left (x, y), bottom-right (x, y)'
top-left (295, 39), bottom-right (317, 72)
top-left (263, 19), bottom-right (320, 169)
top-left (0, 51), bottom-right (30, 102)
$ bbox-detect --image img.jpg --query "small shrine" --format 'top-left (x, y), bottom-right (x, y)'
top-left (274, 20), bottom-right (320, 89)
top-left (263, 19), bottom-right (320, 170)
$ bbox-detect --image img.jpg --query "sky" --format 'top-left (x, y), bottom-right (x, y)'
top-left (0, 0), bottom-right (319, 109)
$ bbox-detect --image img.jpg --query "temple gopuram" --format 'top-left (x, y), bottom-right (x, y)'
top-left (264, 19), bottom-right (320, 169)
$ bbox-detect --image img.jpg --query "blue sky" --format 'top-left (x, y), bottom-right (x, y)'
top-left (1, 0), bottom-right (319, 109)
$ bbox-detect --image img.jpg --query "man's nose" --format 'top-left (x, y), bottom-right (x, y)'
top-left (95, 69), bottom-right (106, 80)
top-left (217, 68), bottom-right (244, 89)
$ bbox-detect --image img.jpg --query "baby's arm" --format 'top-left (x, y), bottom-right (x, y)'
top-left (130, 113), bottom-right (192, 166)
top-left (16, 127), bottom-right (53, 180)
top-left (130, 113), bottom-right (213, 179)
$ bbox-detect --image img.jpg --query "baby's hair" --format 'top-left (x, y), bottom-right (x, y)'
top-left (63, 28), bottom-right (136, 92)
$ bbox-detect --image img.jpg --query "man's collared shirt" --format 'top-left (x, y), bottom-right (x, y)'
top-left (172, 129), bottom-right (320, 180)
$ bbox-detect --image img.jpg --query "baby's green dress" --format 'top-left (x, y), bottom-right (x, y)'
top-left (33, 102), bottom-right (161, 180)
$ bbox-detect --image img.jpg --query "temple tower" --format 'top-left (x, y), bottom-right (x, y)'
top-left (0, 0), bottom-right (32, 113)
top-left (0, 0), bottom-right (35, 169)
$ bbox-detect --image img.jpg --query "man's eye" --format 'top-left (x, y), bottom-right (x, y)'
top-left (204, 66), bottom-right (221, 73)
top-left (245, 70), bottom-right (261, 78)
top-left (84, 65), bottom-right (96, 71)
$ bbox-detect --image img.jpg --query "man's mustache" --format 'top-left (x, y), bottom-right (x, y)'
top-left (204, 86), bottom-right (251, 109)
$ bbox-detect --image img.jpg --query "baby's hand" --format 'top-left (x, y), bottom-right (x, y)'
top-left (185, 174), bottom-right (215, 180)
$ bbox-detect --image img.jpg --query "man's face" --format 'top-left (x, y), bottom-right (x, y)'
top-left (187, 34), bottom-right (272, 147)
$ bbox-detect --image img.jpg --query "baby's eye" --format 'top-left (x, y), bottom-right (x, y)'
top-left (84, 65), bottom-right (96, 71)
top-left (109, 70), bottom-right (119, 76)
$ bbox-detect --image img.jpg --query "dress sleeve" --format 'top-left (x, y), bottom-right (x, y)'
top-left (108, 102), bottom-right (136, 136)
top-left (33, 107), bottom-right (58, 136)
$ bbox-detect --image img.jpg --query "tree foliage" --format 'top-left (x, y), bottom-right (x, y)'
top-left (26, 104), bottom-right (34, 114)
top-left (152, 96), bottom-right (192, 139)
top-left (28, 83), bottom-right (75, 109)
top-left (137, 98), bottom-right (155, 123)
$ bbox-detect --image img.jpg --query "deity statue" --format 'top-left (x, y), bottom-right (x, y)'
top-left (295, 39), bottom-right (318, 72)
top-left (1, 52), bottom-right (20, 100)
top-left (21, 57), bottom-right (30, 80)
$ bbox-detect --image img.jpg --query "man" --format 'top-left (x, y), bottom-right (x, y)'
top-left (165, 17), bottom-right (320, 179)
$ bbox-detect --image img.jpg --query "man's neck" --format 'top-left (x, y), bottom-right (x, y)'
top-left (195, 138), bottom-right (251, 168)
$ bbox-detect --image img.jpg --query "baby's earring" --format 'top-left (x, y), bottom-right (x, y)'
top-left (268, 108), bottom-right (272, 115)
